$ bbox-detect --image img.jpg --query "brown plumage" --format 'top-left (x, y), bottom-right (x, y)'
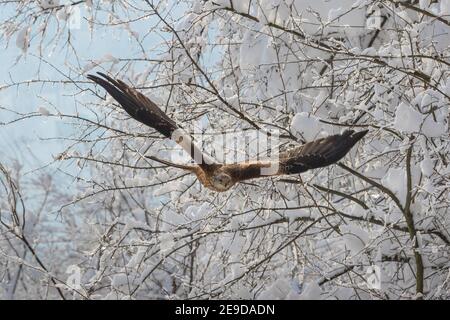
top-left (88, 72), bottom-right (368, 192)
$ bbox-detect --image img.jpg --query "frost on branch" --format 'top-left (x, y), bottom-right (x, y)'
top-left (1, 0), bottom-right (449, 300)
top-left (15, 27), bottom-right (30, 53)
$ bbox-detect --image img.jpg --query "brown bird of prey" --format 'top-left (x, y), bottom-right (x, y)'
top-left (87, 72), bottom-right (368, 192)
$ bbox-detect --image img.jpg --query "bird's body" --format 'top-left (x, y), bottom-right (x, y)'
top-left (88, 72), bottom-right (368, 192)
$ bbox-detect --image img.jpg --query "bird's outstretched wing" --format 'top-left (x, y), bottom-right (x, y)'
top-left (87, 72), bottom-right (217, 170)
top-left (278, 129), bottom-right (368, 175)
top-left (87, 72), bottom-right (177, 138)
top-left (224, 130), bottom-right (368, 182)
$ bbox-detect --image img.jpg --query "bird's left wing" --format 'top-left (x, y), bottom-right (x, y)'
top-left (225, 129), bottom-right (368, 182)
top-left (278, 129), bottom-right (368, 175)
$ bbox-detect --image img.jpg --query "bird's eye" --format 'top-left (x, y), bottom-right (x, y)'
top-left (217, 174), bottom-right (229, 184)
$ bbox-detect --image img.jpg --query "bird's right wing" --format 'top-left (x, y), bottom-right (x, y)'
top-left (87, 72), bottom-right (217, 169)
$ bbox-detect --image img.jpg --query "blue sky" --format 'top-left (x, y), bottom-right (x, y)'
top-left (0, 3), bottom-right (166, 175)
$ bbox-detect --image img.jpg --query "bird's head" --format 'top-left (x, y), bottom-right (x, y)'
top-left (210, 172), bottom-right (234, 191)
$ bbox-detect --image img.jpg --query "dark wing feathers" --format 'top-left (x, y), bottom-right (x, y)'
top-left (87, 72), bottom-right (218, 171)
top-left (279, 130), bottom-right (368, 175)
top-left (227, 129), bottom-right (367, 183)
top-left (87, 72), bottom-right (178, 138)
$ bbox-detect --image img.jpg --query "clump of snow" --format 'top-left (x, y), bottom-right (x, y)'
top-left (421, 115), bottom-right (446, 137)
top-left (362, 47), bottom-right (377, 56)
top-left (290, 112), bottom-right (322, 141)
top-left (393, 102), bottom-right (422, 133)
top-left (420, 92), bottom-right (433, 108)
top-left (162, 210), bottom-right (186, 227)
top-left (186, 203), bottom-right (210, 221)
top-left (37, 106), bottom-right (50, 116)
top-left (341, 223), bottom-right (369, 255)
top-left (286, 209), bottom-right (312, 223)
top-left (393, 101), bottom-right (446, 137)
top-left (83, 61), bottom-right (97, 72)
top-left (83, 54), bottom-right (119, 72)
top-left (349, 203), bottom-right (368, 218)
top-left (39, 0), bottom-right (60, 9)
top-left (16, 26), bottom-right (30, 53)
top-left (420, 156), bottom-right (434, 177)
top-left (382, 167), bottom-right (406, 205)
top-left (56, 7), bottom-right (68, 21)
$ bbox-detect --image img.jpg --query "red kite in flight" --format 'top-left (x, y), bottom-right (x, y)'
top-left (88, 72), bottom-right (368, 192)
